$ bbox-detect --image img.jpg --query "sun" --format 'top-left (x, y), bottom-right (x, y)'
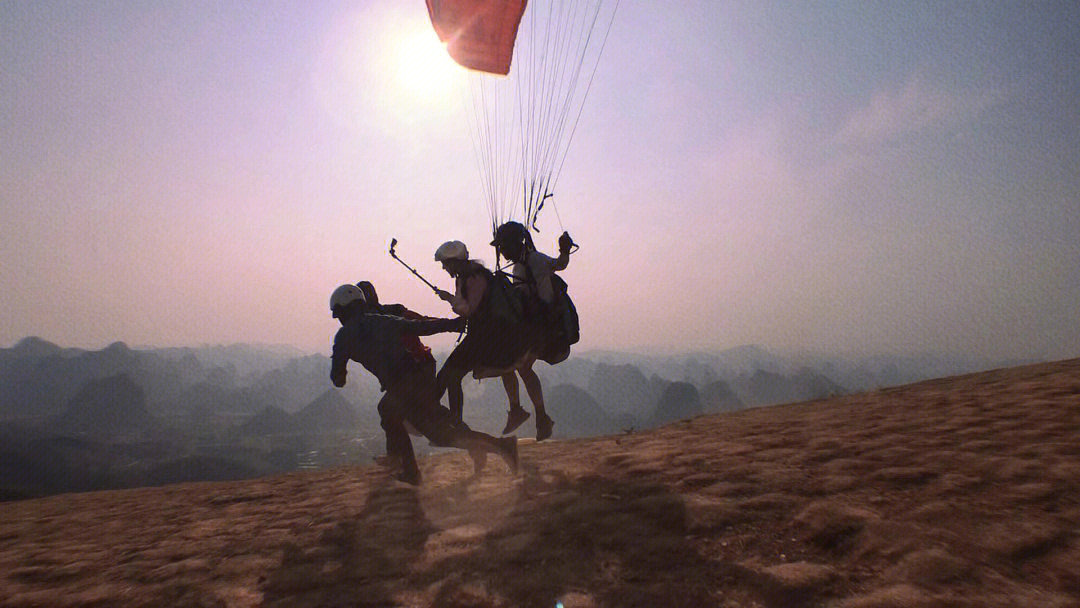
top-left (393, 27), bottom-right (462, 100)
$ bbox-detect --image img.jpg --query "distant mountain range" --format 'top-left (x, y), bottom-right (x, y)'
top-left (0, 336), bottom-right (1039, 499)
top-left (0, 337), bottom-right (381, 422)
top-left (51, 374), bottom-right (156, 440)
top-left (242, 389), bottom-right (362, 437)
top-left (2, 337), bottom-right (1033, 427)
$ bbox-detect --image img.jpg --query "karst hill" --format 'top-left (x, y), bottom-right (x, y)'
top-left (2, 358), bottom-right (1079, 607)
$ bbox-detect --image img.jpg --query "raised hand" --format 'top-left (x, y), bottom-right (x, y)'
top-left (558, 231), bottom-right (574, 254)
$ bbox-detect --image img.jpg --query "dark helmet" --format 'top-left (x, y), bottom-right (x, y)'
top-left (491, 221), bottom-right (529, 250)
top-left (356, 281), bottom-right (380, 306)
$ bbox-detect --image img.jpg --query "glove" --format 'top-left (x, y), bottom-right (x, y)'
top-left (558, 231), bottom-right (573, 254)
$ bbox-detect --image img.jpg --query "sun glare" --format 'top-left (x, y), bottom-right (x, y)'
top-left (394, 28), bottom-right (461, 99)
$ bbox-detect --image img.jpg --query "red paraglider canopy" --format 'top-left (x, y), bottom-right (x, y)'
top-left (425, 0), bottom-right (527, 75)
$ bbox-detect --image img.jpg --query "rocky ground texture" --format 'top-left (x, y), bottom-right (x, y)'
top-left (2, 358), bottom-right (1079, 607)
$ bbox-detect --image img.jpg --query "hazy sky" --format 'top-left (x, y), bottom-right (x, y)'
top-left (2, 1), bottom-right (1079, 360)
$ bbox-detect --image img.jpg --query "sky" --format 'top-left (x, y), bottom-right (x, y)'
top-left (2, 1), bottom-right (1079, 361)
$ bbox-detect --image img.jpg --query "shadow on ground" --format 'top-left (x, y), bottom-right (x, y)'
top-left (260, 479), bottom-right (436, 607)
top-left (260, 464), bottom-right (726, 608)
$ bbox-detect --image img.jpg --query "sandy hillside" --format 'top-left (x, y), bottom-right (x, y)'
top-left (2, 358), bottom-right (1079, 607)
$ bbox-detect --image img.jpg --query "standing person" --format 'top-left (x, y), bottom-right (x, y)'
top-left (432, 241), bottom-right (555, 440)
top-left (329, 284), bottom-right (517, 485)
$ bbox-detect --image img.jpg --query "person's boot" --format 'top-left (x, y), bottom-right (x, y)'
top-left (497, 436), bottom-right (519, 475)
top-left (535, 414), bottom-right (554, 441)
top-left (502, 406), bottom-right (531, 434)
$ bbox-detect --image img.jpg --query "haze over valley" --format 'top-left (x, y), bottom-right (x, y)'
top-left (0, 336), bottom-right (1036, 500)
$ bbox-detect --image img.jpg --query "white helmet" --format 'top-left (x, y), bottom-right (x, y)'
top-left (330, 284), bottom-right (365, 316)
top-left (434, 240), bottom-right (468, 262)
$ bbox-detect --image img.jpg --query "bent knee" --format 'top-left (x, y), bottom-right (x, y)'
top-left (426, 431), bottom-right (457, 448)
top-left (437, 366), bottom-right (467, 386)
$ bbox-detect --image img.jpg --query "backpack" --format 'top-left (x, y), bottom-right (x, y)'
top-left (486, 270), bottom-right (527, 323)
top-left (549, 273), bottom-right (580, 345)
top-left (379, 303), bottom-right (435, 366)
top-left (464, 266), bottom-right (525, 324)
top-left (517, 254), bottom-right (579, 346)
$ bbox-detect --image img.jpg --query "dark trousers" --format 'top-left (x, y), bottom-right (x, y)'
top-left (436, 316), bottom-right (543, 419)
top-left (378, 369), bottom-right (464, 476)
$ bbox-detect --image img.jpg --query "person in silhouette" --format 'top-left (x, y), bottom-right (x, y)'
top-left (432, 240), bottom-right (555, 440)
top-left (356, 280), bottom-right (436, 379)
top-left (476, 222), bottom-right (577, 439)
top-left (329, 283), bottom-right (517, 485)
top-left (491, 221), bottom-right (578, 363)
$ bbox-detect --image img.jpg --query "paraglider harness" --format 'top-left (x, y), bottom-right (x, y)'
top-left (377, 303), bottom-right (436, 368)
top-left (488, 221), bottom-right (579, 348)
top-left (460, 264), bottom-right (525, 327)
top-left (513, 254), bottom-right (580, 347)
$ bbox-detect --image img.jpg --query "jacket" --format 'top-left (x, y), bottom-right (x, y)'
top-left (377, 303), bottom-right (436, 364)
top-left (331, 313), bottom-right (464, 390)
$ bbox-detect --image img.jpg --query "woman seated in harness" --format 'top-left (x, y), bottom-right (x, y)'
top-left (433, 240), bottom-right (555, 440)
top-left (491, 221), bottom-right (578, 365)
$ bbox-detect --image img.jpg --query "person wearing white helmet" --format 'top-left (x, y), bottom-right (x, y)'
top-left (431, 240), bottom-right (555, 440)
top-left (329, 283), bottom-right (517, 485)
top-left (329, 284), bottom-right (366, 319)
top-left (432, 240), bottom-right (488, 316)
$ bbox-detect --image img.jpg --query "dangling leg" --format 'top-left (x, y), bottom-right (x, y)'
top-left (436, 343), bottom-right (471, 422)
top-left (518, 364), bottom-right (553, 441)
top-left (501, 372), bottom-right (531, 434)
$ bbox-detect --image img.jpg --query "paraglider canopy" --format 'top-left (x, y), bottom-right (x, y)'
top-left (426, 0), bottom-right (617, 239)
top-left (425, 0), bottom-right (527, 75)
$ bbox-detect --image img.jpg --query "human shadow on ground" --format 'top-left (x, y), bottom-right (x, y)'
top-left (423, 463), bottom-right (723, 608)
top-left (259, 478), bottom-right (435, 608)
top-left (259, 464), bottom-right (803, 608)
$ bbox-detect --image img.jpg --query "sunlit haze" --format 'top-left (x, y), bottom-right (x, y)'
top-left (393, 28), bottom-right (462, 99)
top-left (2, 2), bottom-right (1078, 362)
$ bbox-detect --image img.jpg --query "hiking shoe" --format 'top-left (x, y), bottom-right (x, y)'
top-left (502, 407), bottom-right (531, 435)
top-left (536, 414), bottom-right (554, 441)
top-left (498, 436), bottom-right (519, 475)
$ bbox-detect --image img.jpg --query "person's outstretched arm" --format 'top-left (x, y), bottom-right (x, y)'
top-left (384, 314), bottom-right (467, 336)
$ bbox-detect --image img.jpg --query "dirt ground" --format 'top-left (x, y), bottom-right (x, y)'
top-left (2, 358), bottom-right (1079, 607)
